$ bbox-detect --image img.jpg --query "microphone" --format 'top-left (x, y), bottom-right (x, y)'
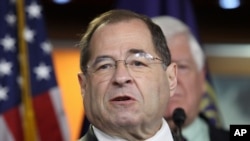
top-left (172, 108), bottom-right (186, 141)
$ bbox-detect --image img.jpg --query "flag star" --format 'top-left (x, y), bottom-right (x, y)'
top-left (5, 13), bottom-right (16, 26)
top-left (26, 2), bottom-right (42, 19)
top-left (0, 59), bottom-right (12, 77)
top-left (41, 41), bottom-right (52, 54)
top-left (33, 63), bottom-right (51, 80)
top-left (0, 35), bottom-right (16, 52)
top-left (0, 85), bottom-right (9, 101)
top-left (23, 27), bottom-right (35, 43)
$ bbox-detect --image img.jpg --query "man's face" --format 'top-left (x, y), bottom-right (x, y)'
top-left (165, 33), bottom-right (205, 129)
top-left (78, 19), bottom-right (177, 134)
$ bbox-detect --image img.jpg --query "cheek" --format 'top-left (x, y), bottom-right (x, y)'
top-left (84, 80), bottom-right (107, 112)
top-left (148, 74), bottom-right (170, 111)
top-left (135, 72), bottom-right (165, 98)
top-left (179, 76), bottom-right (203, 111)
top-left (181, 78), bottom-right (201, 106)
top-left (83, 92), bottom-right (93, 118)
top-left (180, 74), bottom-right (199, 93)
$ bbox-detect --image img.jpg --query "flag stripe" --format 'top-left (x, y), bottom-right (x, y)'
top-left (50, 87), bottom-right (70, 141)
top-left (0, 116), bottom-right (15, 141)
top-left (2, 107), bottom-right (23, 141)
top-left (33, 90), bottom-right (63, 141)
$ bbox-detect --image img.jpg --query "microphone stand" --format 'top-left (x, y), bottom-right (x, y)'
top-left (174, 125), bottom-right (183, 141)
top-left (172, 108), bottom-right (186, 141)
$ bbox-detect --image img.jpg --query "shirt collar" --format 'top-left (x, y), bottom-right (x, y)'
top-left (93, 118), bottom-right (174, 141)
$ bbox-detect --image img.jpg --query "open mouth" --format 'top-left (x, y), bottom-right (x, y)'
top-left (112, 96), bottom-right (133, 101)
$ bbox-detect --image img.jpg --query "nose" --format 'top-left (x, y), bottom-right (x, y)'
top-left (111, 61), bottom-right (133, 86)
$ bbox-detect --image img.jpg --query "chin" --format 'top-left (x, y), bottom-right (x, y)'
top-left (114, 116), bottom-right (141, 126)
top-left (116, 120), bottom-right (140, 128)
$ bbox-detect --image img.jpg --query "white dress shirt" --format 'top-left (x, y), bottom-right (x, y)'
top-left (182, 117), bottom-right (210, 141)
top-left (93, 118), bottom-right (173, 141)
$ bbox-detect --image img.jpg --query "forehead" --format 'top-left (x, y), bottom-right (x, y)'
top-left (168, 34), bottom-right (192, 61)
top-left (89, 19), bottom-right (156, 58)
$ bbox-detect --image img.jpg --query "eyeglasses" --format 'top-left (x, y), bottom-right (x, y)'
top-left (85, 52), bottom-right (166, 78)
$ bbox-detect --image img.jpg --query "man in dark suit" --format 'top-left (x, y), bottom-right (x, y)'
top-left (152, 16), bottom-right (229, 141)
top-left (77, 10), bottom-right (178, 141)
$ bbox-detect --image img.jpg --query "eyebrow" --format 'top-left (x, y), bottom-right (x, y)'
top-left (91, 49), bottom-right (147, 66)
top-left (91, 55), bottom-right (113, 66)
top-left (128, 49), bottom-right (146, 54)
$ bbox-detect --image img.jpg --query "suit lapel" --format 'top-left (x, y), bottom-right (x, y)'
top-left (79, 125), bottom-right (98, 141)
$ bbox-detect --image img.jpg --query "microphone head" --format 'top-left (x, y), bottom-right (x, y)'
top-left (173, 108), bottom-right (186, 128)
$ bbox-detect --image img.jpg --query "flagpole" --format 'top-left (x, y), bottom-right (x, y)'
top-left (16, 0), bottom-right (37, 140)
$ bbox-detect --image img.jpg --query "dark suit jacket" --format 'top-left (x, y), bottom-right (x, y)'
top-left (199, 113), bottom-right (230, 141)
top-left (78, 125), bottom-right (98, 141)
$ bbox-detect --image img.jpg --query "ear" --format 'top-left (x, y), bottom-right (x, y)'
top-left (166, 63), bottom-right (177, 97)
top-left (77, 72), bottom-right (87, 96)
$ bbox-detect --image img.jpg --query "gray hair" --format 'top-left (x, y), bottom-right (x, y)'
top-left (152, 16), bottom-right (205, 71)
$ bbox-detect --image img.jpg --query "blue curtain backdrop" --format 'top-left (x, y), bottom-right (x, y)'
top-left (116, 0), bottom-right (200, 41)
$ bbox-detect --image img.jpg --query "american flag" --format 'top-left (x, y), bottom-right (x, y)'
top-left (0, 0), bottom-right (70, 140)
